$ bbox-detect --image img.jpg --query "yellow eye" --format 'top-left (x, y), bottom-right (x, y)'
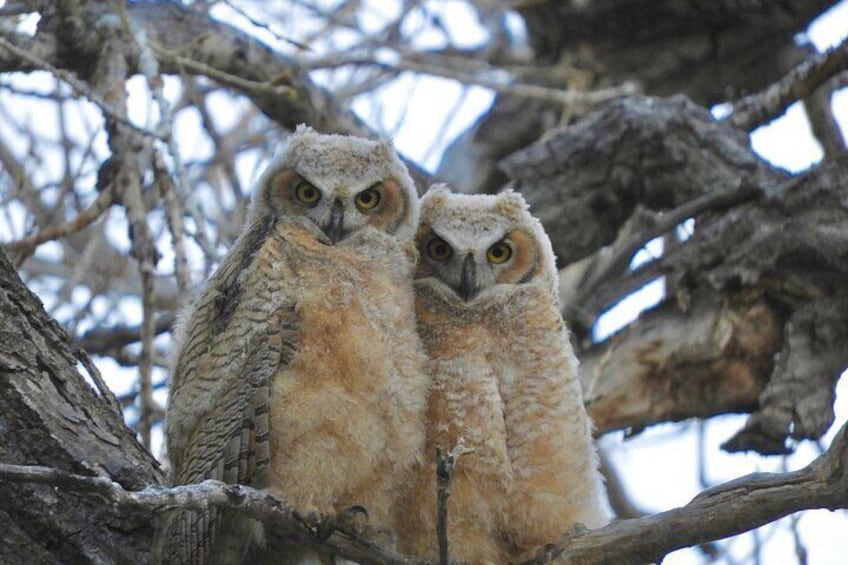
top-left (294, 180), bottom-right (321, 206)
top-left (354, 187), bottom-right (381, 211)
top-left (426, 237), bottom-right (452, 262)
top-left (486, 241), bottom-right (512, 264)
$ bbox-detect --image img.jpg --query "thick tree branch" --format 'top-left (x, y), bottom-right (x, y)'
top-left (583, 291), bottom-right (783, 436)
top-left (0, 463), bottom-right (424, 565)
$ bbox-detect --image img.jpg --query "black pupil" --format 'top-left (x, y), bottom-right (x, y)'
top-left (360, 191), bottom-right (373, 204)
top-left (303, 187), bottom-right (315, 199)
top-left (434, 243), bottom-right (447, 256)
top-left (492, 246), bottom-right (505, 257)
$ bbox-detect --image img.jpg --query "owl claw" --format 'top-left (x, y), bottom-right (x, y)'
top-left (297, 504), bottom-right (333, 534)
top-left (338, 505), bottom-right (370, 535)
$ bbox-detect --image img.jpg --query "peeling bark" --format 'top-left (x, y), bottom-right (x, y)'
top-left (583, 293), bottom-right (784, 435)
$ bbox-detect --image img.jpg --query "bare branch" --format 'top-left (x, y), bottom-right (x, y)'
top-left (3, 182), bottom-right (116, 261)
top-left (74, 313), bottom-right (175, 354)
top-left (312, 53), bottom-right (639, 108)
top-left (520, 420), bottom-right (848, 564)
top-left (0, 463), bottom-right (425, 565)
top-left (74, 346), bottom-right (124, 419)
top-left (727, 37), bottom-right (848, 131)
top-left (559, 179), bottom-right (761, 324)
top-left (0, 35), bottom-right (166, 141)
top-left (435, 438), bottom-right (474, 565)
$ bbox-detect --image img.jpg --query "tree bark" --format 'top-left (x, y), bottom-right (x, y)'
top-left (0, 246), bottom-right (163, 563)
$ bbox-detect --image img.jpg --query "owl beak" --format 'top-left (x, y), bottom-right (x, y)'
top-left (324, 199), bottom-right (346, 244)
top-left (459, 253), bottom-right (477, 302)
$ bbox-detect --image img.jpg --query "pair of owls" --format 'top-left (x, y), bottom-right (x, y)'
top-left (157, 126), bottom-right (608, 564)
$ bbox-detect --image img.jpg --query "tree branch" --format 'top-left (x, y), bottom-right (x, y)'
top-left (520, 419), bottom-right (848, 564)
top-left (727, 37), bottom-right (848, 131)
top-left (4, 420), bottom-right (848, 564)
top-left (0, 463), bottom-right (424, 565)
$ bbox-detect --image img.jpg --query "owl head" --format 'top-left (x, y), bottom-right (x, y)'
top-left (415, 184), bottom-right (558, 304)
top-left (249, 125), bottom-right (419, 244)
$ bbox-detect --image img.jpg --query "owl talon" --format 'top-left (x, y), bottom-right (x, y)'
top-left (297, 504), bottom-right (328, 532)
top-left (338, 505), bottom-right (370, 536)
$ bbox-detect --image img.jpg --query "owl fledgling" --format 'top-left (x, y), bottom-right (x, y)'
top-left (155, 126), bottom-right (428, 564)
top-left (396, 185), bottom-right (609, 564)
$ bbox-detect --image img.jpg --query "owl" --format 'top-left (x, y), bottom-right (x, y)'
top-left (155, 126), bottom-right (428, 564)
top-left (396, 186), bottom-right (609, 563)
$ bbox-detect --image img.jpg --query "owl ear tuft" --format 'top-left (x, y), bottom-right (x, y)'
top-left (421, 184), bottom-right (453, 210)
top-left (375, 139), bottom-right (397, 162)
top-left (495, 189), bottom-right (530, 220)
top-left (293, 123), bottom-right (315, 136)
top-left (285, 124), bottom-right (319, 155)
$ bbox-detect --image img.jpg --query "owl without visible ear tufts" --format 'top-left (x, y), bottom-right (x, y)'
top-left (155, 126), bottom-right (428, 564)
top-left (397, 185), bottom-right (609, 563)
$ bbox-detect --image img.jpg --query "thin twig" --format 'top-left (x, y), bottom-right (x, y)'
top-left (220, 0), bottom-right (312, 51)
top-left (435, 438), bottom-right (474, 565)
top-left (153, 151), bottom-right (192, 300)
top-left (75, 346), bottom-right (124, 419)
top-left (3, 181), bottom-right (116, 259)
top-left (150, 44), bottom-right (296, 99)
top-left (0, 36), bottom-right (166, 141)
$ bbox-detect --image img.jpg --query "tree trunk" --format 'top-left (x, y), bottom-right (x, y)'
top-left (0, 247), bottom-right (163, 564)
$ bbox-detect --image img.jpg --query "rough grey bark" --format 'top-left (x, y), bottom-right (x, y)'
top-left (504, 96), bottom-right (848, 451)
top-left (0, 247), bottom-right (163, 563)
top-left (501, 95), bottom-right (784, 269)
top-left (517, 0), bottom-right (837, 104)
top-left (438, 0), bottom-right (838, 195)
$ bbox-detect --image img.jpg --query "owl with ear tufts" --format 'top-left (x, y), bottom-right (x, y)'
top-left (155, 125), bottom-right (428, 564)
top-left (396, 185), bottom-right (609, 564)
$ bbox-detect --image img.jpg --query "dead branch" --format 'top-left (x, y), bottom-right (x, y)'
top-left (3, 182), bottom-right (117, 261)
top-left (74, 313), bottom-right (175, 354)
top-left (0, 463), bottom-right (423, 565)
top-left (727, 37), bottom-right (848, 131)
top-left (520, 419), bottom-right (848, 565)
top-left (558, 180), bottom-right (762, 326)
top-left (435, 438), bottom-right (474, 565)
top-left (4, 419), bottom-right (848, 565)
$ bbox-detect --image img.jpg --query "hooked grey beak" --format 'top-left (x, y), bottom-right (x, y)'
top-left (458, 253), bottom-right (477, 302)
top-left (324, 199), bottom-right (346, 244)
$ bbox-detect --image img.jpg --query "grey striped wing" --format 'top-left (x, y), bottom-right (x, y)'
top-left (154, 217), bottom-right (299, 564)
